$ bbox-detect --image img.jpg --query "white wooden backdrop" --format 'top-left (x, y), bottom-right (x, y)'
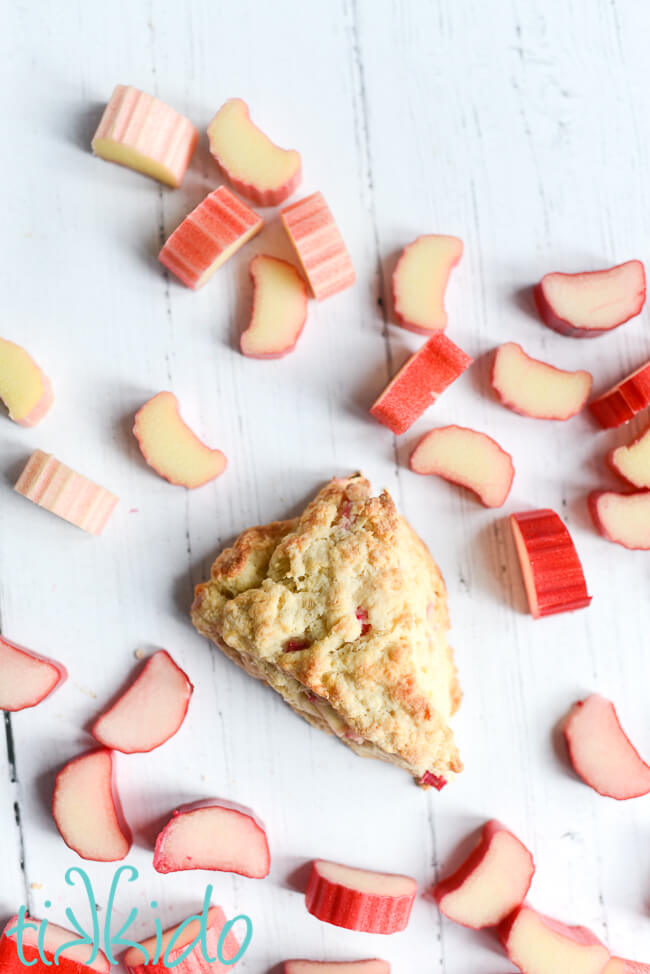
top-left (1, 0), bottom-right (649, 970)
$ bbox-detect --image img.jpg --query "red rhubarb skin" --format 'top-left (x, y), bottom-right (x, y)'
top-left (534, 261), bottom-right (646, 338)
top-left (511, 510), bottom-right (592, 618)
top-left (305, 861), bottom-right (417, 934)
top-left (0, 635), bottom-right (68, 711)
top-left (0, 936), bottom-right (101, 974)
top-left (499, 906), bottom-right (606, 955)
top-left (589, 360), bottom-right (650, 428)
top-left (124, 905), bottom-right (240, 974)
top-left (370, 334), bottom-right (473, 435)
top-left (606, 422), bottom-right (650, 487)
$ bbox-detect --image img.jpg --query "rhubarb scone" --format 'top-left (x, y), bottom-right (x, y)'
top-left (191, 474), bottom-right (462, 788)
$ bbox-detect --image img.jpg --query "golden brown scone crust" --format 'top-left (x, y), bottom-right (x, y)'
top-left (191, 475), bottom-right (462, 786)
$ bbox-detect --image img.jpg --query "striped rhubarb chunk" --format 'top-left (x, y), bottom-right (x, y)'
top-left (281, 192), bottom-right (355, 300)
top-left (14, 450), bottom-right (118, 535)
top-left (159, 186), bottom-right (263, 289)
top-left (92, 84), bottom-right (198, 188)
top-left (589, 358), bottom-right (650, 429)
top-left (305, 859), bottom-right (417, 934)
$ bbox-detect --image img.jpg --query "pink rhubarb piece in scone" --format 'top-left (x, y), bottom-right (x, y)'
top-left (0, 337), bottom-right (53, 426)
top-left (14, 450), bottom-right (118, 535)
top-left (281, 192), bottom-right (355, 300)
top-left (92, 85), bottom-right (198, 188)
top-left (159, 186), bottom-right (263, 289)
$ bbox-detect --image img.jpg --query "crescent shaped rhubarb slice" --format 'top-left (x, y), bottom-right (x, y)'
top-left (608, 424), bottom-right (650, 488)
top-left (563, 694), bottom-right (650, 800)
top-left (159, 185), bottom-right (263, 289)
top-left (241, 255), bottom-right (309, 358)
top-left (499, 907), bottom-right (610, 974)
top-left (207, 98), bottom-right (302, 206)
top-left (0, 337), bottom-right (53, 427)
top-left (589, 359), bottom-right (650, 429)
top-left (124, 906), bottom-right (240, 974)
top-left (92, 650), bottom-right (193, 753)
top-left (0, 635), bottom-right (67, 712)
top-left (14, 451), bottom-right (118, 535)
top-left (52, 750), bottom-right (131, 861)
top-left (589, 490), bottom-right (650, 549)
top-left (153, 798), bottom-right (270, 878)
top-left (492, 342), bottom-right (592, 420)
top-left (535, 261), bottom-right (646, 338)
top-left (0, 916), bottom-right (110, 974)
top-left (410, 425), bottom-right (514, 507)
top-left (281, 192), bottom-right (355, 300)
top-left (285, 963), bottom-right (389, 974)
top-left (305, 859), bottom-right (417, 934)
top-left (392, 234), bottom-right (463, 334)
top-left (92, 85), bottom-right (198, 188)
top-left (133, 391), bottom-right (227, 488)
top-left (371, 334), bottom-right (472, 435)
top-left (510, 510), bottom-right (591, 619)
top-left (433, 820), bottom-right (534, 929)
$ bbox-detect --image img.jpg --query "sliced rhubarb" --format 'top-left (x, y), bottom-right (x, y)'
top-left (0, 635), bottom-right (67, 711)
top-left (0, 916), bottom-right (110, 974)
top-left (433, 820), bottom-right (534, 929)
top-left (241, 255), bottom-right (308, 358)
top-left (14, 450), bottom-right (118, 535)
top-left (410, 425), bottom-right (514, 507)
top-left (535, 261), bottom-right (646, 338)
top-left (153, 798), bottom-right (270, 878)
top-left (370, 334), bottom-right (472, 435)
top-left (281, 192), bottom-right (355, 301)
top-left (133, 391), bottom-right (227, 488)
top-left (305, 859), bottom-right (417, 934)
top-left (207, 98), bottom-right (301, 206)
top-left (589, 359), bottom-right (650, 428)
top-left (52, 749), bottom-right (131, 861)
top-left (284, 963), bottom-right (389, 974)
top-left (608, 424), bottom-right (650, 488)
top-left (159, 186), bottom-right (263, 289)
top-left (0, 337), bottom-right (53, 427)
top-left (588, 490), bottom-right (650, 550)
top-left (123, 906), bottom-right (240, 973)
top-left (563, 694), bottom-right (650, 799)
top-left (510, 509), bottom-right (591, 618)
top-left (499, 907), bottom-right (610, 974)
top-left (92, 85), bottom-right (198, 188)
top-left (606, 960), bottom-right (650, 973)
top-left (392, 234), bottom-right (463, 334)
top-left (92, 650), bottom-right (193, 753)
top-left (492, 342), bottom-right (592, 420)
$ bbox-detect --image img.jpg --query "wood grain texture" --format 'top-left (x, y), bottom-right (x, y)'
top-left (1, 0), bottom-right (649, 970)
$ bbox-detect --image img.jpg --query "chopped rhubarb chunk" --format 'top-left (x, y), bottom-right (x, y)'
top-left (589, 359), bottom-right (650, 429)
top-left (535, 261), bottom-right (646, 338)
top-left (241, 255), bottom-right (308, 358)
top-left (589, 490), bottom-right (650, 549)
top-left (499, 906), bottom-right (610, 974)
top-left (492, 342), bottom-right (592, 420)
top-left (0, 916), bottom-right (110, 974)
top-left (284, 963), bottom-right (389, 974)
top-left (285, 639), bottom-right (311, 652)
top-left (608, 424), bottom-right (650, 488)
top-left (419, 771), bottom-right (447, 790)
top-left (123, 906), bottom-right (240, 973)
top-left (0, 635), bottom-right (67, 712)
top-left (410, 425), bottom-right (514, 507)
top-left (305, 859), bottom-right (417, 934)
top-left (392, 234), bottom-right (463, 334)
top-left (281, 192), bottom-right (355, 301)
top-left (0, 337), bottom-right (53, 426)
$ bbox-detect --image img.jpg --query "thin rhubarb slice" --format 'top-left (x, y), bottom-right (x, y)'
top-left (241, 255), bottom-right (308, 358)
top-left (0, 337), bottom-right (53, 427)
top-left (92, 85), bottom-right (198, 188)
top-left (123, 906), bottom-right (240, 974)
top-left (153, 798), bottom-right (270, 878)
top-left (133, 391), bottom-right (227, 488)
top-left (510, 509), bottom-right (591, 618)
top-left (370, 334), bottom-right (472, 435)
top-left (0, 915), bottom-right (110, 974)
top-left (305, 859), bottom-right (417, 934)
top-left (588, 490), bottom-right (650, 549)
top-left (159, 186), bottom-right (263, 289)
top-left (14, 450), bottom-right (118, 535)
top-left (535, 261), bottom-right (646, 338)
top-left (410, 425), bottom-right (514, 507)
top-left (92, 650), bottom-right (193, 753)
top-left (207, 98), bottom-right (301, 206)
top-left (606, 959), bottom-right (650, 973)
top-left (281, 192), bottom-right (355, 300)
top-left (589, 360), bottom-right (650, 428)
top-left (608, 424), bottom-right (650, 488)
top-left (492, 342), bottom-right (592, 420)
top-left (392, 234), bottom-right (463, 334)
top-left (285, 963), bottom-right (389, 974)
top-left (499, 907), bottom-right (610, 974)
top-left (0, 635), bottom-right (67, 711)
top-left (52, 749), bottom-right (131, 861)
top-left (564, 694), bottom-right (650, 799)
top-left (434, 820), bottom-right (534, 928)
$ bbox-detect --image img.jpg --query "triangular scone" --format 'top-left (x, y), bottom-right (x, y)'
top-left (191, 475), bottom-right (462, 788)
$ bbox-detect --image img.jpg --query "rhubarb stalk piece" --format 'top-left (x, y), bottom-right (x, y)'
top-left (0, 916), bottom-right (110, 974)
top-left (0, 635), bottom-right (67, 712)
top-left (510, 509), bottom-right (591, 618)
top-left (284, 964), bottom-right (389, 974)
top-left (491, 342), bottom-right (592, 420)
top-left (535, 261), bottom-right (646, 338)
top-left (159, 186), bottom-right (263, 289)
top-left (207, 98), bottom-right (301, 206)
top-left (606, 959), bottom-right (650, 973)
top-left (370, 334), bottom-right (472, 435)
top-left (589, 360), bottom-right (650, 429)
top-left (92, 85), bottom-right (198, 188)
top-left (608, 424), bottom-right (650, 488)
top-left (410, 425), bottom-right (514, 507)
top-left (281, 192), bottom-right (355, 300)
top-left (0, 337), bottom-right (53, 426)
top-left (123, 906), bottom-right (241, 974)
top-left (499, 907), bottom-right (611, 974)
top-left (241, 255), bottom-right (309, 358)
top-left (14, 450), bottom-right (118, 535)
top-left (588, 491), bottom-right (650, 550)
top-left (392, 234), bottom-right (463, 334)
top-left (305, 859), bottom-right (417, 934)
